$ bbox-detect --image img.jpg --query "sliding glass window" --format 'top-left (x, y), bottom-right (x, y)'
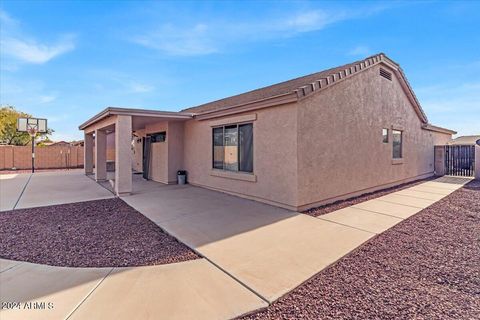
top-left (212, 123), bottom-right (253, 173)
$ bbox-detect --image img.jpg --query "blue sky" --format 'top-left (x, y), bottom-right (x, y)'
top-left (0, 0), bottom-right (478, 141)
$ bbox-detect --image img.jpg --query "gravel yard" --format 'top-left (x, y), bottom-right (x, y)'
top-left (0, 198), bottom-right (199, 267)
top-left (305, 177), bottom-right (434, 216)
top-left (241, 180), bottom-right (480, 319)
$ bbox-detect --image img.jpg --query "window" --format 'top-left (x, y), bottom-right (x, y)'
top-left (392, 130), bottom-right (402, 158)
top-left (382, 128), bottom-right (389, 143)
top-left (212, 123), bottom-right (253, 173)
top-left (148, 131), bottom-right (166, 143)
top-left (213, 127), bottom-right (224, 169)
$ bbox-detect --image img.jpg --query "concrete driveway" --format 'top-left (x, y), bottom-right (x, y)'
top-left (0, 170), bottom-right (113, 211)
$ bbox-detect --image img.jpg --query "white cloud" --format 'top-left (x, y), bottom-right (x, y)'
top-left (39, 95), bottom-right (57, 103)
top-left (0, 10), bottom-right (17, 27)
top-left (418, 81), bottom-right (480, 136)
top-left (0, 10), bottom-right (75, 65)
top-left (131, 7), bottom-right (384, 56)
top-left (129, 82), bottom-right (154, 93)
top-left (348, 45), bottom-right (372, 57)
top-left (283, 10), bottom-right (345, 33)
top-left (133, 23), bottom-right (217, 56)
top-left (1, 36), bottom-right (75, 64)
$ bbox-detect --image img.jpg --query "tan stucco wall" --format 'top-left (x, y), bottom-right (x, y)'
top-left (139, 121), bottom-right (185, 184)
top-left (183, 103), bottom-right (299, 209)
top-left (145, 122), bottom-right (168, 183)
top-left (296, 64), bottom-right (452, 210)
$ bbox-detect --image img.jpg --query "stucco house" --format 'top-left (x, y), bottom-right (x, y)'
top-left (79, 53), bottom-right (455, 211)
top-left (447, 135), bottom-right (480, 146)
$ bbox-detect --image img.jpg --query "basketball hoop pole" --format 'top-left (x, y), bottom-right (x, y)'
top-left (31, 135), bottom-right (35, 173)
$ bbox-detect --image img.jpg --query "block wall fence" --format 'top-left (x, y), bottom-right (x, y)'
top-left (0, 145), bottom-right (85, 170)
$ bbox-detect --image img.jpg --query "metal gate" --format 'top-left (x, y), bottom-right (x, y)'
top-left (445, 145), bottom-right (475, 177)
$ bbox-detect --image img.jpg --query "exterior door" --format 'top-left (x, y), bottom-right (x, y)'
top-left (142, 136), bottom-right (151, 180)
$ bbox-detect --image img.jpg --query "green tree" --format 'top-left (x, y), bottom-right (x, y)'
top-left (0, 105), bottom-right (53, 145)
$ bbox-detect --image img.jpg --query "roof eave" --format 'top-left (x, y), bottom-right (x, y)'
top-left (194, 92), bottom-right (298, 120)
top-left (421, 123), bottom-right (457, 135)
top-left (79, 107), bottom-right (194, 130)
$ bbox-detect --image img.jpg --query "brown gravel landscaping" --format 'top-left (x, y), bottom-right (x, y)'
top-left (305, 177), bottom-right (434, 216)
top-left (241, 179), bottom-right (480, 319)
top-left (0, 198), bottom-right (199, 267)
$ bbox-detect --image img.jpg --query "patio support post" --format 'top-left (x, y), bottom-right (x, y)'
top-left (84, 132), bottom-right (94, 175)
top-left (95, 129), bottom-right (107, 181)
top-left (115, 115), bottom-right (132, 196)
top-left (475, 144), bottom-right (480, 180)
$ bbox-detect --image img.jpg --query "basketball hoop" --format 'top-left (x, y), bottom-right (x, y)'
top-left (27, 126), bottom-right (38, 137)
top-left (16, 117), bottom-right (48, 173)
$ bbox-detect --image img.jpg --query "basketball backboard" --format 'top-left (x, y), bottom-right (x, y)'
top-left (17, 118), bottom-right (48, 135)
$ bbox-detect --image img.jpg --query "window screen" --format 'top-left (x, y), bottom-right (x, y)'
top-left (382, 128), bottom-right (389, 143)
top-left (224, 125), bottom-right (238, 171)
top-left (213, 127), bottom-right (224, 169)
top-left (239, 124), bottom-right (253, 173)
top-left (392, 130), bottom-right (402, 158)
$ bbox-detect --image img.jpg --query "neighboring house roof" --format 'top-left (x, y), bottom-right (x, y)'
top-left (51, 141), bottom-right (70, 146)
top-left (421, 124), bottom-right (457, 135)
top-left (181, 53), bottom-right (428, 124)
top-left (447, 135), bottom-right (480, 145)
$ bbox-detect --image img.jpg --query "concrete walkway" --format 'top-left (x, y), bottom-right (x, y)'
top-left (122, 175), bottom-right (471, 303)
top-left (0, 258), bottom-right (267, 320)
top-left (0, 170), bottom-right (113, 211)
top-left (318, 176), bottom-right (470, 234)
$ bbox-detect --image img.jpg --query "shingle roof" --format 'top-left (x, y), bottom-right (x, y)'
top-left (447, 135), bottom-right (480, 145)
top-left (182, 57), bottom-right (370, 114)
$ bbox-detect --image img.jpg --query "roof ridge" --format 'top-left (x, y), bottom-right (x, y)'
top-left (181, 53), bottom-right (386, 113)
top-left (294, 53), bottom-right (386, 99)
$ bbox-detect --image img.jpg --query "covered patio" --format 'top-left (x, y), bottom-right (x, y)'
top-left (79, 107), bottom-right (193, 196)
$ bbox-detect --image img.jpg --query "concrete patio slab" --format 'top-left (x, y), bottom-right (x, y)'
top-left (395, 189), bottom-right (446, 201)
top-left (69, 259), bottom-right (267, 320)
top-left (0, 258), bottom-right (21, 273)
top-left (0, 260), bottom-right (112, 320)
top-left (123, 175), bottom-right (290, 226)
top-left (352, 199), bottom-right (422, 219)
top-left (0, 174), bottom-right (31, 211)
top-left (161, 211), bottom-right (373, 302)
top-left (318, 207), bottom-right (403, 234)
top-left (14, 171), bottom-right (114, 209)
top-left (376, 193), bottom-right (437, 208)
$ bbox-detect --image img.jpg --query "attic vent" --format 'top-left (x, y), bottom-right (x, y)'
top-left (379, 68), bottom-right (392, 81)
